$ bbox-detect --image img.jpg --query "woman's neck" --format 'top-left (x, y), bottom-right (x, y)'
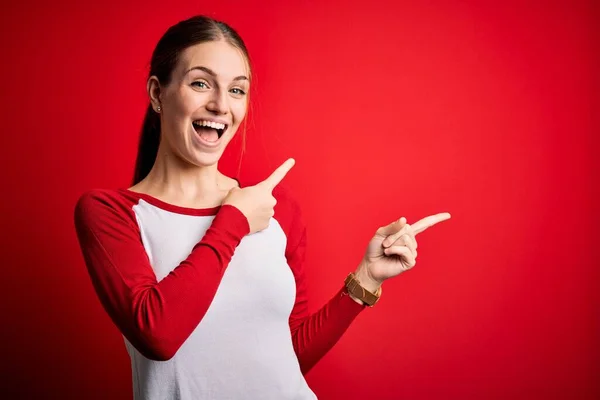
top-left (129, 151), bottom-right (237, 208)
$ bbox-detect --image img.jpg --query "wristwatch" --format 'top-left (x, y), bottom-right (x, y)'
top-left (344, 272), bottom-right (382, 307)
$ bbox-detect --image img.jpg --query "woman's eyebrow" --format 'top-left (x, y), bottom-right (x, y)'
top-left (186, 66), bottom-right (248, 82)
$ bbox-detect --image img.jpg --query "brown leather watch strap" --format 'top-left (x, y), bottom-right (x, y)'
top-left (344, 273), bottom-right (382, 307)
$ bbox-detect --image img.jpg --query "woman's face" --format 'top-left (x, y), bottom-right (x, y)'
top-left (151, 40), bottom-right (250, 167)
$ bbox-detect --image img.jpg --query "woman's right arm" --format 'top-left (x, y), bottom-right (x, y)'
top-left (73, 190), bottom-right (249, 361)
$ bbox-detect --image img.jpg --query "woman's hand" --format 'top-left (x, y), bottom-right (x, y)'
top-left (353, 213), bottom-right (451, 293)
top-left (223, 158), bottom-right (295, 234)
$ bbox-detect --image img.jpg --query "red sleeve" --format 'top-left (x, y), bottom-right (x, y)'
top-left (276, 187), bottom-right (366, 374)
top-left (73, 189), bottom-right (249, 361)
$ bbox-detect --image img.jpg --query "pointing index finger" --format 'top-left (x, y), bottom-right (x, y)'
top-left (412, 212), bottom-right (451, 235)
top-left (262, 158), bottom-right (295, 191)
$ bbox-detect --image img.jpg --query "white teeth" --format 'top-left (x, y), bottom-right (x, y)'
top-left (194, 120), bottom-right (225, 130)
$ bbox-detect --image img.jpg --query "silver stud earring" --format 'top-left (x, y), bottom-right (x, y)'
top-left (157, 106), bottom-right (161, 112)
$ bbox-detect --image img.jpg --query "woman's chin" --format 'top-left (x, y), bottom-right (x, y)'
top-left (189, 152), bottom-right (222, 167)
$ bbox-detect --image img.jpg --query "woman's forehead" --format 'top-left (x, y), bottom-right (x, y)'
top-left (178, 41), bottom-right (249, 80)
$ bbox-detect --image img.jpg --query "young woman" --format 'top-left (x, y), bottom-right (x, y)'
top-left (74, 15), bottom-right (450, 400)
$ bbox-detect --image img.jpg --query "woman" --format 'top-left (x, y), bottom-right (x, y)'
top-left (74, 15), bottom-right (450, 400)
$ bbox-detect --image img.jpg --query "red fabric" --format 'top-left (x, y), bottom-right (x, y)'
top-left (74, 186), bottom-right (364, 372)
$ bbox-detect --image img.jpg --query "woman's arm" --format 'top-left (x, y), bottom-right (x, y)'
top-left (74, 189), bottom-right (249, 361)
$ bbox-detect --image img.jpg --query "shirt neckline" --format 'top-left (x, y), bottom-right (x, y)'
top-left (119, 178), bottom-right (243, 217)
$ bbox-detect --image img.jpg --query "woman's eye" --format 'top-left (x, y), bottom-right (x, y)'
top-left (192, 81), bottom-right (208, 89)
top-left (230, 88), bottom-right (246, 96)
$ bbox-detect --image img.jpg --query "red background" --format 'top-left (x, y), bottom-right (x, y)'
top-left (1, 0), bottom-right (598, 399)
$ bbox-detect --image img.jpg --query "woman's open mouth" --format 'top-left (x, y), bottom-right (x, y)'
top-left (192, 120), bottom-right (228, 144)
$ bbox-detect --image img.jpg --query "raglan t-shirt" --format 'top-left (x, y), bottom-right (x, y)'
top-left (73, 177), bottom-right (366, 400)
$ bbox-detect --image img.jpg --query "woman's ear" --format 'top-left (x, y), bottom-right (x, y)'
top-left (147, 76), bottom-right (162, 113)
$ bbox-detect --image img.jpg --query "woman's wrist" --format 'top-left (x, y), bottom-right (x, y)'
top-left (353, 263), bottom-right (382, 293)
top-left (346, 263), bottom-right (383, 305)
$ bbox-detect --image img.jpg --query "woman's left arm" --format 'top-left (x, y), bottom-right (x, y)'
top-left (286, 205), bottom-right (451, 374)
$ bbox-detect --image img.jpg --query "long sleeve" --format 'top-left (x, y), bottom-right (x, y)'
top-left (73, 190), bottom-right (249, 361)
top-left (282, 191), bottom-right (366, 374)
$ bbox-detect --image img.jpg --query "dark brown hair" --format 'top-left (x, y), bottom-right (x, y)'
top-left (132, 15), bottom-right (251, 185)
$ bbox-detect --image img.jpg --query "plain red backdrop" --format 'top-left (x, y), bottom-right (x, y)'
top-left (1, 0), bottom-right (598, 399)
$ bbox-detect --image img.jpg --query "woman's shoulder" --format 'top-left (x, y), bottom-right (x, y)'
top-left (74, 187), bottom-right (142, 229)
top-left (75, 187), bottom-right (142, 209)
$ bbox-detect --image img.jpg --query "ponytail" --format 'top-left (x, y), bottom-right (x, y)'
top-left (132, 104), bottom-right (161, 185)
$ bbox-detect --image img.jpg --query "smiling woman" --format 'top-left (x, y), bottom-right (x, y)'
top-left (131, 19), bottom-right (252, 199)
top-left (73, 14), bottom-right (449, 400)
top-left (139, 40), bottom-right (249, 186)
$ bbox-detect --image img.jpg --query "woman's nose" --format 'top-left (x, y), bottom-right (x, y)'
top-left (206, 90), bottom-right (228, 114)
